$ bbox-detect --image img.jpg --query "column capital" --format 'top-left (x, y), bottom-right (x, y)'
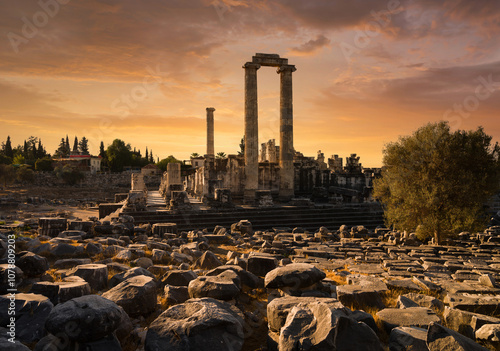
top-left (277, 64), bottom-right (296, 74)
top-left (243, 62), bottom-right (261, 70)
top-left (206, 107), bottom-right (215, 112)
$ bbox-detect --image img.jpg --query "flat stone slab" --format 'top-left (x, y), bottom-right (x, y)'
top-left (376, 307), bottom-right (440, 332)
top-left (347, 264), bottom-right (385, 275)
top-left (389, 326), bottom-right (428, 351)
top-left (444, 293), bottom-right (500, 316)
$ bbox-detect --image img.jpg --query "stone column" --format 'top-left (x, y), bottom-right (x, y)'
top-left (206, 107), bottom-right (215, 157)
top-left (243, 62), bottom-right (260, 202)
top-left (277, 64), bottom-right (296, 200)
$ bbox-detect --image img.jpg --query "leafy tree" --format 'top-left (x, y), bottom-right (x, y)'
top-left (191, 153), bottom-right (200, 158)
top-left (0, 164), bottom-right (15, 188)
top-left (216, 152), bottom-right (227, 159)
top-left (157, 155), bottom-right (181, 172)
top-left (238, 136), bottom-right (245, 156)
top-left (16, 165), bottom-right (35, 183)
top-left (23, 140), bottom-right (28, 158)
top-left (106, 139), bottom-right (132, 172)
top-left (79, 137), bottom-right (89, 155)
top-left (55, 138), bottom-right (71, 158)
top-left (99, 141), bottom-right (108, 168)
top-left (4, 136), bottom-right (13, 159)
top-left (35, 157), bottom-right (53, 172)
top-left (0, 154), bottom-right (12, 165)
top-left (13, 154), bottom-right (25, 165)
top-left (37, 139), bottom-right (46, 159)
top-left (55, 165), bottom-right (84, 185)
top-left (73, 136), bottom-right (79, 153)
top-left (373, 122), bottom-right (500, 244)
top-left (65, 135), bottom-right (70, 154)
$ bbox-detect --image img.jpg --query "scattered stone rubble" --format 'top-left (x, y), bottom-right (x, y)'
top-left (1, 216), bottom-right (500, 350)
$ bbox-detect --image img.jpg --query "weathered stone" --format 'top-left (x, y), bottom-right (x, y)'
top-left (396, 295), bottom-right (420, 308)
top-left (444, 293), bottom-right (500, 315)
top-left (53, 258), bottom-right (92, 269)
top-left (102, 275), bottom-right (157, 317)
top-left (66, 263), bottom-right (108, 291)
top-left (58, 278), bottom-right (91, 303)
top-left (267, 296), bottom-right (347, 333)
top-left (475, 324), bottom-right (500, 349)
top-left (334, 315), bottom-right (383, 351)
top-left (132, 256), bottom-right (154, 269)
top-left (427, 322), bottom-right (488, 351)
top-left (164, 285), bottom-right (189, 305)
top-left (30, 281), bottom-right (60, 305)
top-left (206, 264), bottom-right (262, 289)
top-left (109, 266), bottom-right (154, 288)
top-left (412, 276), bottom-right (442, 292)
top-left (161, 269), bottom-right (198, 287)
top-left (402, 293), bottom-right (444, 310)
top-left (49, 242), bottom-right (84, 257)
top-left (264, 263), bottom-right (326, 289)
top-left (16, 252), bottom-right (49, 277)
top-left (188, 271), bottom-right (240, 301)
top-left (0, 328), bottom-right (30, 350)
top-left (376, 307), bottom-right (440, 332)
top-left (479, 273), bottom-right (496, 288)
top-left (443, 306), bottom-right (500, 339)
top-left (0, 293), bottom-right (53, 343)
top-left (247, 253), bottom-right (278, 277)
top-left (145, 298), bottom-right (244, 351)
top-left (388, 326), bottom-right (428, 351)
top-left (45, 295), bottom-right (122, 342)
top-left (196, 250), bottom-right (223, 269)
top-left (336, 285), bottom-right (385, 310)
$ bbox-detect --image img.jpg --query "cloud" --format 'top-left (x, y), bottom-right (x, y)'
top-left (289, 35), bottom-right (330, 56)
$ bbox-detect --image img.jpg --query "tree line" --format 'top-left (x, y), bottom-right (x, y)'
top-left (0, 135), bottom-right (184, 187)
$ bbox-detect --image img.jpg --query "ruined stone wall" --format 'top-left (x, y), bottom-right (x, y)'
top-left (30, 172), bottom-right (160, 189)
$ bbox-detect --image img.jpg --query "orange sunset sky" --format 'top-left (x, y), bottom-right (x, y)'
top-left (1, 0), bottom-right (499, 167)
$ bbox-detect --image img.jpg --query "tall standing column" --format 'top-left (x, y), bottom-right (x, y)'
top-left (243, 62), bottom-right (260, 202)
top-left (206, 107), bottom-right (215, 157)
top-left (277, 64), bottom-right (296, 200)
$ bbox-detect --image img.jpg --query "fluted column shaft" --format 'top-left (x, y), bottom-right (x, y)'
top-left (278, 64), bottom-right (296, 199)
top-left (243, 62), bottom-right (260, 201)
top-left (206, 107), bottom-right (215, 157)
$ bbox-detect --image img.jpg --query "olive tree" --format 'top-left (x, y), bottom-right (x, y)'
top-left (373, 122), bottom-right (500, 244)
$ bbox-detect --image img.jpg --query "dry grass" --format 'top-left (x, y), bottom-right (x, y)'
top-left (324, 271), bottom-right (347, 285)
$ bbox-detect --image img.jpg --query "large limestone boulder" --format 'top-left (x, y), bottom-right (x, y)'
top-left (388, 326), bottom-right (428, 351)
top-left (66, 263), bottom-right (108, 291)
top-left (0, 293), bottom-right (53, 343)
top-left (206, 265), bottom-right (262, 289)
top-left (145, 298), bottom-right (244, 351)
top-left (195, 250), bottom-right (223, 269)
top-left (16, 252), bottom-right (49, 277)
top-left (270, 296), bottom-right (382, 351)
top-left (102, 275), bottom-right (157, 317)
top-left (264, 263), bottom-right (326, 289)
top-left (475, 324), bottom-right (500, 350)
top-left (45, 295), bottom-right (122, 342)
top-left (109, 266), bottom-right (154, 288)
top-left (427, 322), bottom-right (489, 351)
top-left (376, 307), bottom-right (440, 333)
top-left (161, 269), bottom-right (198, 287)
top-left (188, 271), bottom-right (241, 301)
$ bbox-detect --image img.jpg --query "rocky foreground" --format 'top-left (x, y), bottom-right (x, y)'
top-left (1, 216), bottom-right (500, 350)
